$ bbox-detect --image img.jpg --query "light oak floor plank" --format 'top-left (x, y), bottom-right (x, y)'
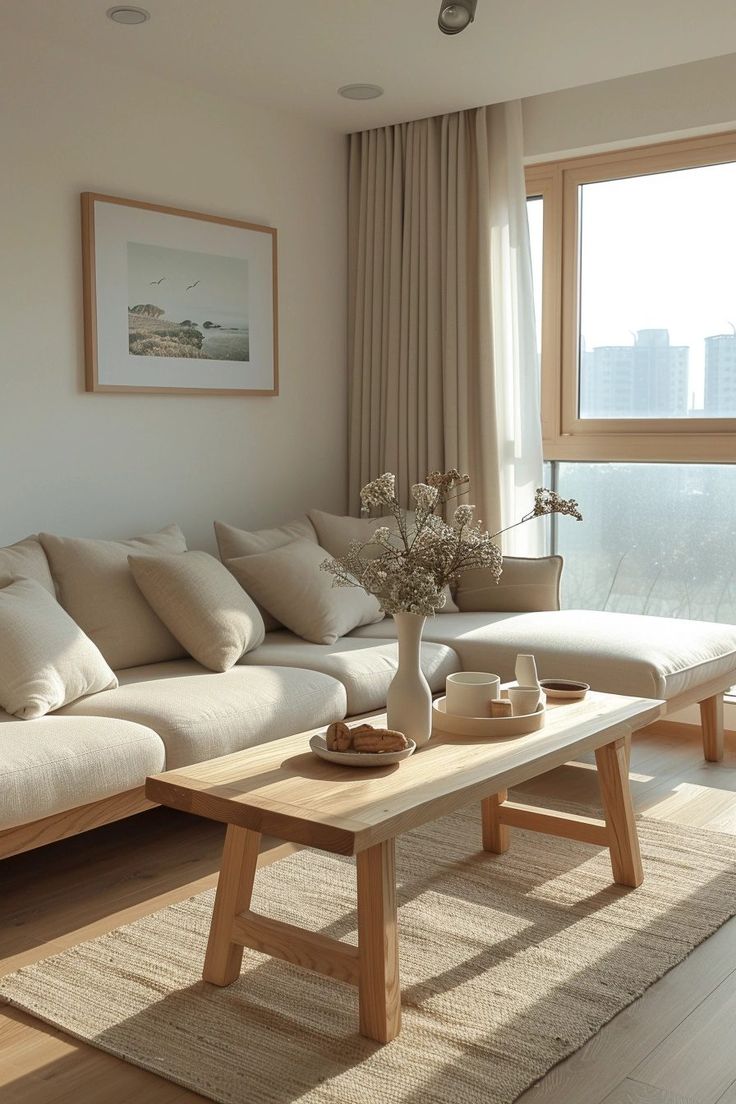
top-left (1, 727), bottom-right (734, 1103)
top-left (602, 1079), bottom-right (697, 1103)
top-left (631, 970), bottom-right (736, 1103)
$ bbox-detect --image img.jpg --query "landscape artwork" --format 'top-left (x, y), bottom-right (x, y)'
top-left (82, 192), bottom-right (278, 395)
top-left (127, 242), bottom-right (250, 362)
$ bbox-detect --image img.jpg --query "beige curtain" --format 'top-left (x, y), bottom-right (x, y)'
top-left (347, 101), bottom-right (542, 552)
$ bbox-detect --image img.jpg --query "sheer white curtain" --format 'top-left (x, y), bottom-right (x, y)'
top-left (347, 100), bottom-right (543, 553)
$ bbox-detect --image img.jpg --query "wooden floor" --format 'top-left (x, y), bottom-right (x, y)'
top-left (2, 723), bottom-right (736, 1104)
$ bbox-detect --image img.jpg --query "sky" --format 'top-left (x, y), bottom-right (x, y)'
top-left (127, 242), bottom-right (249, 328)
top-left (528, 161), bottom-right (736, 410)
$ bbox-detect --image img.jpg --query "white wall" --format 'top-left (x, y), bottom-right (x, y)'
top-left (523, 52), bottom-right (736, 160)
top-left (0, 29), bottom-right (347, 551)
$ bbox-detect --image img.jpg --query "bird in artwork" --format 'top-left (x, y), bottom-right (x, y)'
top-left (186, 280), bottom-right (200, 291)
top-left (149, 276), bottom-right (166, 285)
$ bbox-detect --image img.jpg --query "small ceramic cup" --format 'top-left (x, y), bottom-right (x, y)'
top-left (446, 671), bottom-right (501, 717)
top-left (507, 685), bottom-right (542, 717)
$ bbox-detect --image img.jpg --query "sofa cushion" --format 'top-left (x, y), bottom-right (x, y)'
top-left (129, 550), bottom-right (265, 672)
top-left (40, 526), bottom-right (188, 671)
top-left (350, 609), bottom-right (736, 701)
top-left (60, 659), bottom-right (347, 768)
top-left (214, 517), bottom-right (317, 631)
top-left (308, 509), bottom-right (459, 613)
top-left (0, 535), bottom-right (55, 595)
top-left (227, 539), bottom-right (384, 645)
top-left (0, 578), bottom-right (117, 719)
top-left (456, 556), bottom-right (563, 613)
top-left (0, 712), bottom-right (164, 831)
top-left (241, 630), bottom-right (461, 714)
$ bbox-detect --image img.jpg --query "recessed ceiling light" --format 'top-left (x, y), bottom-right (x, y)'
top-left (338, 84), bottom-right (384, 101)
top-left (107, 6), bottom-right (150, 24)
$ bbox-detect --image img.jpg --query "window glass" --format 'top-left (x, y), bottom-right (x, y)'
top-left (554, 462), bottom-right (736, 624)
top-left (578, 162), bottom-right (736, 419)
top-left (527, 195), bottom-right (543, 359)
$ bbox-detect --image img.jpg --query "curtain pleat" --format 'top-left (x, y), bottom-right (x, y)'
top-left (347, 102), bottom-right (542, 549)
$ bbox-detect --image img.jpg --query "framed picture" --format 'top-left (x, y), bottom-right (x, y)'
top-left (81, 192), bottom-right (278, 395)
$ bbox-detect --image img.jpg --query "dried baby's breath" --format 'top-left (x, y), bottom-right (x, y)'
top-left (323, 471), bottom-right (582, 616)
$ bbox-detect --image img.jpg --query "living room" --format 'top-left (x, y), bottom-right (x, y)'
top-left (2, 2), bottom-right (736, 1102)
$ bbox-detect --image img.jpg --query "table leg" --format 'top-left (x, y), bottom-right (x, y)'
top-left (481, 790), bottom-right (510, 853)
top-left (203, 825), bottom-right (261, 985)
top-left (595, 736), bottom-right (644, 888)
top-left (356, 839), bottom-right (401, 1042)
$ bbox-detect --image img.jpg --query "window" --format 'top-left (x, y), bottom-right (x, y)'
top-left (527, 134), bottom-right (736, 647)
top-left (526, 131), bottom-right (736, 462)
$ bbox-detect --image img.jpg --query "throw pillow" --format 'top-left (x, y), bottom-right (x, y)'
top-left (214, 517), bottom-right (317, 631)
top-left (0, 578), bottom-right (118, 719)
top-left (226, 538), bottom-right (384, 645)
top-left (307, 509), bottom-right (460, 613)
top-left (39, 525), bottom-right (188, 671)
top-left (456, 555), bottom-right (564, 613)
top-left (129, 550), bottom-right (265, 672)
top-left (0, 535), bottom-right (56, 595)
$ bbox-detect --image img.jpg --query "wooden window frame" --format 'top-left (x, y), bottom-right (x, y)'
top-left (526, 130), bottom-right (736, 462)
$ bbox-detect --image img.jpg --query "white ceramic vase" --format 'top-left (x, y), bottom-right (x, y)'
top-left (386, 611), bottom-right (433, 748)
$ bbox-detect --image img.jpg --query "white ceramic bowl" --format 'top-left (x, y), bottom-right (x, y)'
top-left (538, 678), bottom-right (589, 701)
top-left (309, 731), bottom-right (416, 767)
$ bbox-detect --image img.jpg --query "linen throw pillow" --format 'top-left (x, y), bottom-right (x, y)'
top-left (0, 535), bottom-right (56, 595)
top-left (129, 550), bottom-right (265, 672)
top-left (0, 578), bottom-right (117, 719)
top-left (227, 539), bottom-right (384, 645)
top-left (39, 526), bottom-right (188, 671)
top-left (214, 517), bottom-right (318, 631)
top-left (456, 555), bottom-right (564, 613)
top-left (307, 509), bottom-right (460, 614)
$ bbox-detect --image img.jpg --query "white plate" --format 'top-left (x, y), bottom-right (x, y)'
top-left (539, 679), bottom-right (589, 701)
top-left (309, 731), bottom-right (416, 767)
top-left (432, 696), bottom-right (545, 738)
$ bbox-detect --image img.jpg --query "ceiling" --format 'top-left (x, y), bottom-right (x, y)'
top-left (4, 0), bottom-right (736, 131)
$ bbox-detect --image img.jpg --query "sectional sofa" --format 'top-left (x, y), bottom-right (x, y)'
top-left (2, 511), bottom-right (735, 862)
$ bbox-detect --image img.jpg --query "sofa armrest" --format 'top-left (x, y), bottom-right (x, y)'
top-left (455, 555), bottom-right (563, 613)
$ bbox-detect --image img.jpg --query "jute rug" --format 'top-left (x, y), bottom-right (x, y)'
top-left (3, 804), bottom-right (736, 1104)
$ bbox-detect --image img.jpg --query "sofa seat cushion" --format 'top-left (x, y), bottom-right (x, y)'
top-left (0, 713), bottom-right (164, 831)
top-left (59, 659), bottom-right (347, 769)
top-left (350, 610), bottom-right (736, 701)
top-left (240, 631), bottom-right (461, 715)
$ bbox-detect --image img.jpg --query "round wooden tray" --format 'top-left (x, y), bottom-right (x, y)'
top-left (432, 696), bottom-right (545, 738)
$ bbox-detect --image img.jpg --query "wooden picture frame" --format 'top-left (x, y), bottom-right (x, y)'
top-left (81, 192), bottom-right (278, 396)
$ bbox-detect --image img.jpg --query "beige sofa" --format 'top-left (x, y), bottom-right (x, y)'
top-left (2, 521), bottom-right (735, 862)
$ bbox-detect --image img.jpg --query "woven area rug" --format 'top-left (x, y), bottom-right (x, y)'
top-left (3, 804), bottom-right (736, 1104)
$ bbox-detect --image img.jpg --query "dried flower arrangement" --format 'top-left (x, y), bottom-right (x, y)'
top-left (321, 469), bottom-right (582, 617)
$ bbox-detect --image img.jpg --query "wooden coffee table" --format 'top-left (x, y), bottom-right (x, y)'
top-left (146, 688), bottom-right (662, 1043)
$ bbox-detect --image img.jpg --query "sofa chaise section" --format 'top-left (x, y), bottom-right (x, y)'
top-left (239, 632), bottom-right (461, 715)
top-left (351, 608), bottom-right (736, 759)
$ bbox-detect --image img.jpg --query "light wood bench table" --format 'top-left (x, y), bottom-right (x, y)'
top-left (146, 689), bottom-right (662, 1043)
